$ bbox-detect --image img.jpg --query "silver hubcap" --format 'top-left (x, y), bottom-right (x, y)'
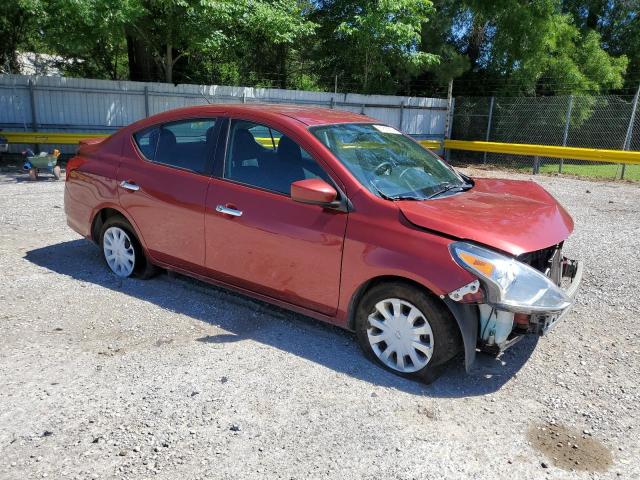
top-left (103, 227), bottom-right (135, 277)
top-left (367, 298), bottom-right (434, 373)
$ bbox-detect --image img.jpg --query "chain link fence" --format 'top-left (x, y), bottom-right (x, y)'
top-left (450, 93), bottom-right (640, 181)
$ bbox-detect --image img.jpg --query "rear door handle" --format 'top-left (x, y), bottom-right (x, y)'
top-left (215, 205), bottom-right (243, 217)
top-left (120, 181), bottom-right (140, 192)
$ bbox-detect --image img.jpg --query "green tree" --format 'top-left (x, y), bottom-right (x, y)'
top-left (122, 0), bottom-right (238, 83)
top-left (0, 0), bottom-right (44, 73)
top-left (311, 0), bottom-right (438, 93)
top-left (41, 0), bottom-right (134, 79)
top-left (563, 0), bottom-right (640, 91)
top-left (189, 0), bottom-right (316, 88)
top-left (420, 0), bottom-right (628, 95)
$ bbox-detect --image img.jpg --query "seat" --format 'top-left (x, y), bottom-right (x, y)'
top-left (156, 129), bottom-right (177, 165)
top-left (268, 136), bottom-right (306, 193)
top-left (231, 129), bottom-right (263, 168)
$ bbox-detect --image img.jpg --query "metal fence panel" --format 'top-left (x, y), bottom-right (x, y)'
top-left (451, 94), bottom-right (640, 180)
top-left (0, 74), bottom-right (448, 156)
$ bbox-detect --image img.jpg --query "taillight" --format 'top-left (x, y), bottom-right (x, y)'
top-left (65, 156), bottom-right (81, 179)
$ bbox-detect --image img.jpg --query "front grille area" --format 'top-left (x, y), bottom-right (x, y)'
top-left (517, 243), bottom-right (563, 285)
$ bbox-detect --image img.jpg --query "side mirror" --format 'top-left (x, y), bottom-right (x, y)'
top-left (291, 179), bottom-right (338, 207)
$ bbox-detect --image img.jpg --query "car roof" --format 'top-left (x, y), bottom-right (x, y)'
top-left (147, 103), bottom-right (375, 127)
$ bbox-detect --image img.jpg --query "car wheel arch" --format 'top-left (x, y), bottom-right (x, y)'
top-left (348, 276), bottom-right (443, 329)
top-left (347, 275), bottom-right (471, 368)
top-left (90, 207), bottom-right (147, 251)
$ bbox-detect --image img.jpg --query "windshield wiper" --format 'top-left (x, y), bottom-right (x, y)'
top-left (370, 183), bottom-right (425, 201)
top-left (427, 182), bottom-right (472, 199)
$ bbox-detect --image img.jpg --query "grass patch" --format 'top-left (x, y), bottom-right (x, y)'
top-left (514, 162), bottom-right (640, 181)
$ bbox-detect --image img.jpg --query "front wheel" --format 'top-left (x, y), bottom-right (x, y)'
top-left (100, 216), bottom-right (158, 279)
top-left (355, 282), bottom-right (461, 383)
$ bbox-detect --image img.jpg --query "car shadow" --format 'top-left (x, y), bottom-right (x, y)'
top-left (25, 239), bottom-right (538, 398)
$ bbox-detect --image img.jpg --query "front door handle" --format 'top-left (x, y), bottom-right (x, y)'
top-left (120, 180), bottom-right (140, 192)
top-left (215, 205), bottom-right (243, 217)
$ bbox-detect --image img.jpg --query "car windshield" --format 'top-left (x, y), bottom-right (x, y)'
top-left (310, 123), bottom-right (468, 200)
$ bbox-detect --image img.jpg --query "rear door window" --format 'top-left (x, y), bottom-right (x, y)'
top-left (134, 119), bottom-right (217, 174)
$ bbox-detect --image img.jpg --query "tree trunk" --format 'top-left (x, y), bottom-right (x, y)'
top-left (467, 16), bottom-right (487, 69)
top-left (364, 49), bottom-right (369, 92)
top-left (165, 44), bottom-right (173, 83)
top-left (586, 0), bottom-right (606, 30)
top-left (126, 33), bottom-right (155, 81)
top-left (278, 44), bottom-right (287, 89)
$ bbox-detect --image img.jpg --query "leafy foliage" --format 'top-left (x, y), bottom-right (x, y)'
top-left (0, 0), bottom-right (634, 96)
top-left (420, 0), bottom-right (629, 95)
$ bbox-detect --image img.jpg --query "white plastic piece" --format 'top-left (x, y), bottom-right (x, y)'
top-left (372, 125), bottom-right (401, 134)
top-left (448, 280), bottom-right (480, 302)
top-left (478, 304), bottom-right (514, 347)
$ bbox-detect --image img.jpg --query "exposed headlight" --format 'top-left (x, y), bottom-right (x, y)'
top-left (449, 241), bottom-right (570, 313)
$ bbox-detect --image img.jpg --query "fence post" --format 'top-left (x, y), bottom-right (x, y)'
top-left (144, 86), bottom-right (150, 117)
top-left (28, 79), bottom-right (40, 151)
top-left (28, 79), bottom-right (38, 132)
top-left (621, 84), bottom-right (640, 180)
top-left (483, 96), bottom-right (494, 164)
top-left (399, 100), bottom-right (405, 132)
top-left (444, 79), bottom-right (454, 161)
top-left (330, 97), bottom-right (335, 109)
top-left (533, 156), bottom-right (540, 175)
top-left (560, 95), bottom-right (573, 173)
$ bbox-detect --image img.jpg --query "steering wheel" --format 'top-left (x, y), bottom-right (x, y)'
top-left (399, 166), bottom-right (422, 183)
top-left (374, 161), bottom-right (393, 175)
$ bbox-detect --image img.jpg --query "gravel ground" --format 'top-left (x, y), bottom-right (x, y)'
top-left (0, 169), bottom-right (638, 480)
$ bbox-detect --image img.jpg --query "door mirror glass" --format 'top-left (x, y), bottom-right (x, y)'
top-left (291, 179), bottom-right (338, 206)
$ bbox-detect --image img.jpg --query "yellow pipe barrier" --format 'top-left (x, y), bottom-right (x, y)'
top-left (3, 131), bottom-right (110, 144)
top-left (4, 131), bottom-right (639, 166)
top-left (418, 140), bottom-right (442, 150)
top-left (440, 140), bottom-right (640, 166)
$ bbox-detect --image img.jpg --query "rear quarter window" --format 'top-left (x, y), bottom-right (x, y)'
top-left (134, 127), bottom-right (160, 161)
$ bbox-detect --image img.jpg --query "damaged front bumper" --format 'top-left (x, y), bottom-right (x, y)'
top-left (528, 258), bottom-right (584, 336)
top-left (475, 256), bottom-right (584, 354)
top-left (444, 254), bottom-right (583, 370)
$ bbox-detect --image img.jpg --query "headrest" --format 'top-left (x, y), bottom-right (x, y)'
top-left (277, 136), bottom-right (301, 163)
top-left (232, 128), bottom-right (261, 161)
top-left (158, 128), bottom-right (177, 148)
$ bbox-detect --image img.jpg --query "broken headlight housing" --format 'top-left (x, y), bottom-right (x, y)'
top-left (449, 242), bottom-right (570, 314)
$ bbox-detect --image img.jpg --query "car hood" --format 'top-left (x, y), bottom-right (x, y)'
top-left (398, 178), bottom-right (574, 256)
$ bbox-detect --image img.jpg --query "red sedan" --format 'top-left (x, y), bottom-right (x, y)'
top-left (64, 104), bottom-right (582, 382)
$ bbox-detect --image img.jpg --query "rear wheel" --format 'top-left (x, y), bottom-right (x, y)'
top-left (355, 282), bottom-right (461, 383)
top-left (100, 216), bottom-right (158, 279)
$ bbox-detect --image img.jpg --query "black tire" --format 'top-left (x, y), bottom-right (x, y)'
top-left (99, 215), bottom-right (158, 279)
top-left (355, 282), bottom-right (461, 383)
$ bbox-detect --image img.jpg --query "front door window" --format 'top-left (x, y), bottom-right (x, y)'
top-left (224, 120), bottom-right (330, 194)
